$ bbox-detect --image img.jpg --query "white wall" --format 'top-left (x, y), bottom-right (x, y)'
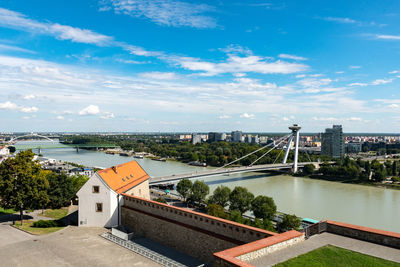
top-left (77, 173), bottom-right (117, 227)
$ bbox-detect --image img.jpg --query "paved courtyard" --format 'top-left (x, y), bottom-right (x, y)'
top-left (248, 232), bottom-right (400, 267)
top-left (0, 225), bottom-right (161, 267)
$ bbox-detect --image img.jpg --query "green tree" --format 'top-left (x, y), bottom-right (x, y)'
top-left (46, 172), bottom-right (75, 208)
top-left (229, 186), bottom-right (254, 214)
top-left (0, 150), bottom-right (49, 224)
top-left (392, 161), bottom-right (398, 177)
top-left (206, 203), bottom-right (227, 219)
top-left (176, 179), bottom-right (192, 202)
top-left (189, 180), bottom-right (209, 205)
top-left (303, 164), bottom-right (315, 175)
top-left (229, 210), bottom-right (244, 224)
top-left (276, 214), bottom-right (301, 232)
top-left (251, 195), bottom-right (277, 221)
top-left (209, 185), bottom-right (231, 207)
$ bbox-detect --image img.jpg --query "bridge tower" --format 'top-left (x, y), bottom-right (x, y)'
top-left (282, 124), bottom-right (301, 173)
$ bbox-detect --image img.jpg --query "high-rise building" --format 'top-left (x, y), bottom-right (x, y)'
top-left (208, 132), bottom-right (226, 142)
top-left (321, 125), bottom-right (344, 158)
top-left (231, 131), bottom-right (243, 142)
top-left (191, 133), bottom-right (202, 145)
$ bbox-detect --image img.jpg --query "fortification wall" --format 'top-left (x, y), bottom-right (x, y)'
top-left (326, 220), bottom-right (400, 249)
top-left (121, 194), bottom-right (276, 263)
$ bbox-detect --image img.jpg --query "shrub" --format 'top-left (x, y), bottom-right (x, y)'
top-left (32, 220), bottom-right (62, 228)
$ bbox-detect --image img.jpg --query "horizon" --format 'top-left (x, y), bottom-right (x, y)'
top-left (1, 1), bottom-right (400, 132)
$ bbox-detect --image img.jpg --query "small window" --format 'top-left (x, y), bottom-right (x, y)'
top-left (92, 186), bottom-right (100, 193)
top-left (130, 174), bottom-right (134, 178)
top-left (96, 203), bottom-right (103, 212)
top-left (126, 176), bottom-right (130, 180)
top-left (139, 189), bottom-right (142, 195)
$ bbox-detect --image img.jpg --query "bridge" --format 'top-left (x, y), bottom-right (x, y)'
top-left (7, 133), bottom-right (119, 153)
top-left (149, 162), bottom-right (318, 185)
top-left (150, 124), bottom-right (318, 185)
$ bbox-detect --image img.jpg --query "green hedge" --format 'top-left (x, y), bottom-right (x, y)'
top-left (32, 220), bottom-right (63, 228)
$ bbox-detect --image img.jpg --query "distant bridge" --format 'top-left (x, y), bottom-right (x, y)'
top-left (15, 143), bottom-right (119, 150)
top-left (149, 162), bottom-right (319, 185)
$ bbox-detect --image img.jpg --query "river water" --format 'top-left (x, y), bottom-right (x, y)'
top-left (15, 141), bottom-right (400, 233)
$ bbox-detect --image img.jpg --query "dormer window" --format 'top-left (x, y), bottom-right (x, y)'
top-left (92, 186), bottom-right (100, 193)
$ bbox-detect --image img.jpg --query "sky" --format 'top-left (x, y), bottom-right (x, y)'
top-left (0, 0), bottom-right (400, 133)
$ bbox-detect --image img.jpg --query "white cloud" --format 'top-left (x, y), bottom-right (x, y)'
top-left (335, 71), bottom-right (344, 74)
top-left (240, 113), bottom-right (255, 119)
top-left (0, 8), bottom-right (113, 46)
top-left (389, 70), bottom-right (399, 74)
top-left (20, 106), bottom-right (38, 113)
top-left (218, 115), bottom-right (231, 119)
top-left (389, 104), bottom-right (399, 108)
top-left (23, 94), bottom-right (36, 100)
top-left (0, 101), bottom-right (38, 113)
top-left (102, 0), bottom-right (217, 28)
top-left (371, 78), bottom-right (393, 85)
top-left (375, 34), bottom-right (400, 40)
top-left (139, 72), bottom-right (177, 80)
top-left (0, 43), bottom-right (35, 53)
top-left (349, 65), bottom-right (361, 69)
top-left (278, 54), bottom-right (307, 61)
top-left (171, 54), bottom-right (308, 76)
top-left (323, 17), bottom-right (357, 24)
top-left (56, 115), bottom-right (64, 120)
top-left (100, 112), bottom-right (115, 119)
top-left (79, 105), bottom-right (100, 115)
top-left (0, 101), bottom-right (19, 110)
top-left (348, 78), bottom-right (393, 87)
top-left (348, 82), bottom-right (368, 87)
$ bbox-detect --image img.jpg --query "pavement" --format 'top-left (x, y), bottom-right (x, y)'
top-left (0, 225), bottom-right (161, 267)
top-left (248, 232), bottom-right (400, 267)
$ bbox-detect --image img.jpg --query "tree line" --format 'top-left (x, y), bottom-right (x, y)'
top-left (61, 135), bottom-right (332, 167)
top-left (174, 179), bottom-right (301, 233)
top-left (302, 156), bottom-right (400, 183)
top-left (0, 150), bottom-right (88, 223)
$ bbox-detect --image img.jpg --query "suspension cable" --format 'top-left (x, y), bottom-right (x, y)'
top-left (273, 149), bottom-right (284, 164)
top-left (215, 133), bottom-right (292, 171)
top-left (249, 135), bottom-right (291, 166)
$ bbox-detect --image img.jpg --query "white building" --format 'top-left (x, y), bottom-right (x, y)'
top-left (77, 160), bottom-right (150, 227)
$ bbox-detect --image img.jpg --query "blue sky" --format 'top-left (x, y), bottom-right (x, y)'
top-left (0, 0), bottom-right (400, 132)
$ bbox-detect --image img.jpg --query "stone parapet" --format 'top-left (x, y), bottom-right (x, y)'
top-left (213, 230), bottom-right (305, 267)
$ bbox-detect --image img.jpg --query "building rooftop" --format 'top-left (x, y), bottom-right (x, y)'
top-left (97, 161), bottom-right (150, 194)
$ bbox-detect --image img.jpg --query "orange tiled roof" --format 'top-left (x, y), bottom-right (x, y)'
top-left (97, 161), bottom-right (150, 194)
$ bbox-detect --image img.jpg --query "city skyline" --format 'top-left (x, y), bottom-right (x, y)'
top-left (1, 1), bottom-right (400, 132)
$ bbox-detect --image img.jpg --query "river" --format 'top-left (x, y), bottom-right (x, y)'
top-left (15, 141), bottom-right (400, 233)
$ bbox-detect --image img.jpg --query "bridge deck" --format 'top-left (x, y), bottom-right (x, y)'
top-left (149, 162), bottom-right (317, 185)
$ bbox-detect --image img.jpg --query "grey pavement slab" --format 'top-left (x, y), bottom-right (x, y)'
top-left (0, 225), bottom-right (33, 247)
top-left (249, 232), bottom-right (400, 267)
top-left (0, 226), bottom-right (161, 267)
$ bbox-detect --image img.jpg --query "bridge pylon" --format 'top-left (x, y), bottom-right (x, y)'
top-left (282, 124), bottom-right (301, 173)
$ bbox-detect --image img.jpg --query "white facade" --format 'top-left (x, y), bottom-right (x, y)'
top-left (77, 173), bottom-right (123, 227)
top-left (0, 146), bottom-right (9, 156)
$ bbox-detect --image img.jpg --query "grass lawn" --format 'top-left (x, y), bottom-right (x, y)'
top-left (275, 245), bottom-right (400, 267)
top-left (14, 220), bottom-right (64, 235)
top-left (0, 207), bottom-right (16, 215)
top-left (42, 208), bottom-right (68, 219)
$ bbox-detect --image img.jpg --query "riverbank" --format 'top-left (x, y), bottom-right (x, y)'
top-left (13, 141), bottom-right (400, 233)
top-left (293, 173), bottom-right (400, 191)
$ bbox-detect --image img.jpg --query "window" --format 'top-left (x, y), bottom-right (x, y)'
top-left (96, 203), bottom-right (103, 212)
top-left (92, 186), bottom-right (100, 193)
top-left (139, 189), bottom-right (142, 195)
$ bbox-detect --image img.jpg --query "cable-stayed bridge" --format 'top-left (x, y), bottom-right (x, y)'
top-left (150, 124), bottom-right (320, 185)
top-left (149, 162), bottom-right (318, 185)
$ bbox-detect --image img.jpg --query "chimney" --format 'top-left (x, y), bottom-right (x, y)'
top-left (111, 166), bottom-right (117, 173)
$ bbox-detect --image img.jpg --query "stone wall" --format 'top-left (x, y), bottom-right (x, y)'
top-left (326, 220), bottom-right (400, 249)
top-left (121, 194), bottom-right (276, 263)
top-left (213, 230), bottom-right (305, 267)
